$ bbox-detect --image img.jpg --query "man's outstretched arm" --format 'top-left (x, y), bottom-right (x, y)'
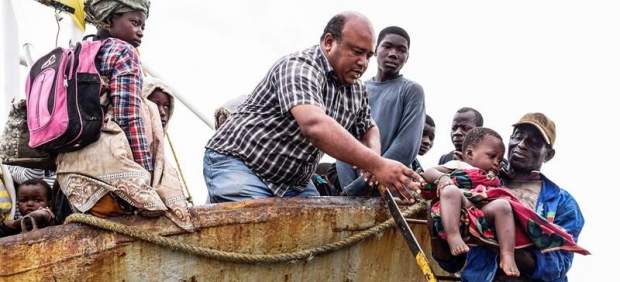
top-left (291, 104), bottom-right (421, 195)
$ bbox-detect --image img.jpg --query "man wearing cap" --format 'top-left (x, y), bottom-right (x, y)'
top-left (431, 113), bottom-right (585, 282)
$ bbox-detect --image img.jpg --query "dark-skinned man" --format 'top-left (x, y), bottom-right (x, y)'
top-left (438, 107), bottom-right (484, 164)
top-left (432, 113), bottom-right (585, 282)
top-left (204, 13), bottom-right (423, 203)
top-left (336, 26), bottom-right (426, 196)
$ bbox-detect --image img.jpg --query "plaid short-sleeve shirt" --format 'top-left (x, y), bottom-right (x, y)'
top-left (207, 45), bottom-right (374, 196)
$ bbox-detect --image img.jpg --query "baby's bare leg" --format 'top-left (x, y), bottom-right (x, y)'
top-left (440, 185), bottom-right (471, 256)
top-left (482, 198), bottom-right (520, 277)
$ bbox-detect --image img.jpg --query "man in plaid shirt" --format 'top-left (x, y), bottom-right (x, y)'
top-left (205, 12), bottom-right (425, 203)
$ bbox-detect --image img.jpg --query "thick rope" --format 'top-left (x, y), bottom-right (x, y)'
top-left (65, 202), bottom-right (426, 264)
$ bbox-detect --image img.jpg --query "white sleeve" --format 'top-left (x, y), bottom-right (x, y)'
top-left (7, 166), bottom-right (45, 184)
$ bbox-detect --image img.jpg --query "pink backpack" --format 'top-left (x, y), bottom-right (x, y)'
top-left (25, 41), bottom-right (105, 153)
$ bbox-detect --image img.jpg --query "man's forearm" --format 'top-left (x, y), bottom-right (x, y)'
top-left (292, 105), bottom-right (382, 172)
top-left (307, 118), bottom-right (382, 171)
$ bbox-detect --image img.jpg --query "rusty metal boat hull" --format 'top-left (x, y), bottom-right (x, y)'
top-left (0, 197), bottom-right (448, 281)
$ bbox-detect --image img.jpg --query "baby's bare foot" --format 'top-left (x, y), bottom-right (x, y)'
top-left (499, 252), bottom-right (520, 277)
top-left (446, 234), bottom-right (470, 256)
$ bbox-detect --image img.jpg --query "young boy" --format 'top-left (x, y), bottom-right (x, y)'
top-left (423, 128), bottom-right (588, 277)
top-left (412, 115), bottom-right (435, 172)
top-left (438, 107), bottom-right (483, 164)
top-left (0, 179), bottom-right (54, 237)
top-left (337, 26), bottom-right (426, 196)
top-left (143, 77), bottom-right (174, 129)
top-left (418, 115), bottom-right (436, 156)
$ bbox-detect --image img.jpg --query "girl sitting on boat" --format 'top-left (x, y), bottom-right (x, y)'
top-left (55, 0), bottom-right (193, 231)
top-left (421, 127), bottom-right (589, 277)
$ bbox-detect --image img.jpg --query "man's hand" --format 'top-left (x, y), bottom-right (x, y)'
top-left (353, 165), bottom-right (378, 186)
top-left (371, 158), bottom-right (426, 201)
top-left (289, 104), bottom-right (425, 199)
top-left (513, 248), bottom-right (536, 275)
top-left (492, 248), bottom-right (536, 281)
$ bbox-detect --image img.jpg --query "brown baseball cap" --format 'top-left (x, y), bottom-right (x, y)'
top-left (513, 112), bottom-right (556, 147)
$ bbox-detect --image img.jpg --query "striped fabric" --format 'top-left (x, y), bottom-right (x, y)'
top-left (96, 38), bottom-right (152, 171)
top-left (208, 45), bottom-right (373, 196)
top-left (6, 166), bottom-right (55, 188)
top-left (0, 173), bottom-right (12, 221)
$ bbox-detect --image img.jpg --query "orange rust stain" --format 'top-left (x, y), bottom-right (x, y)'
top-left (1, 197), bottom-right (434, 281)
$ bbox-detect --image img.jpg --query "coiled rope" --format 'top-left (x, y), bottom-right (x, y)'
top-left (65, 202), bottom-right (426, 264)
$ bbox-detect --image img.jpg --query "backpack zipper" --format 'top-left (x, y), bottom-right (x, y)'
top-left (34, 72), bottom-right (48, 127)
top-left (64, 51), bottom-right (74, 88)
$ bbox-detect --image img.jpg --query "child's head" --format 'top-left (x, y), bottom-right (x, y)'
top-left (86, 0), bottom-right (150, 47)
top-left (419, 115), bottom-right (435, 156)
top-left (451, 107), bottom-right (483, 152)
top-left (17, 179), bottom-right (50, 216)
top-left (147, 88), bottom-right (172, 128)
top-left (462, 127), bottom-right (505, 173)
top-left (108, 11), bottom-right (146, 47)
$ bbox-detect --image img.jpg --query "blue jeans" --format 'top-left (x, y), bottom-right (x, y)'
top-left (203, 149), bottom-right (319, 203)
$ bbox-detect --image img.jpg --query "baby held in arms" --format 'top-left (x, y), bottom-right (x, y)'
top-left (420, 127), bottom-right (589, 277)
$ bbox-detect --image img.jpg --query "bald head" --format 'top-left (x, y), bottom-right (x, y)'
top-left (341, 11), bottom-right (373, 28)
top-left (321, 12), bottom-right (374, 42)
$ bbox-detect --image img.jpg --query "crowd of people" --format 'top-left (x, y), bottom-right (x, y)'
top-left (0, 1), bottom-right (587, 281)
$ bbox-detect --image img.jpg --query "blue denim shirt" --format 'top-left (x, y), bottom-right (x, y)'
top-left (435, 175), bottom-right (585, 282)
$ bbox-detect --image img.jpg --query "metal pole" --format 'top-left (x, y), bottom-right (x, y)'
top-left (19, 56), bottom-right (28, 67)
top-left (141, 63), bottom-right (215, 130)
top-left (22, 43), bottom-right (34, 66)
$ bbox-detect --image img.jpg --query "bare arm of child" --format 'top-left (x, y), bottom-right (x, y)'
top-left (422, 160), bottom-right (475, 192)
top-left (421, 165), bottom-right (451, 185)
top-left (26, 208), bottom-right (55, 229)
top-left (0, 219), bottom-right (21, 236)
top-left (417, 166), bottom-right (454, 200)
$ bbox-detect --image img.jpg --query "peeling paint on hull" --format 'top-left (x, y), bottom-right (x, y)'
top-left (0, 197), bottom-right (449, 281)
